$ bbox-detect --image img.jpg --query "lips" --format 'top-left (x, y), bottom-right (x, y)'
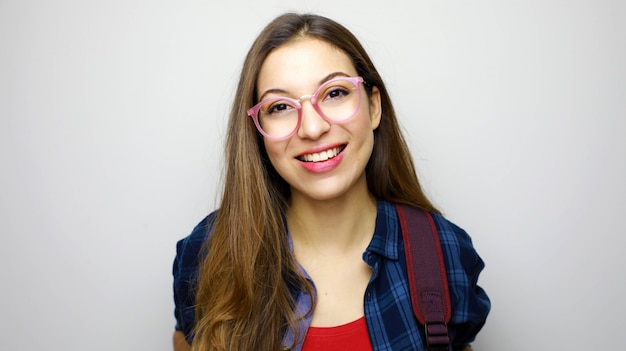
top-left (297, 145), bottom-right (346, 163)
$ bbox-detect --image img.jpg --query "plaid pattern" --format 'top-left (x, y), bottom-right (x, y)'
top-left (173, 200), bottom-right (490, 350)
top-left (359, 201), bottom-right (490, 350)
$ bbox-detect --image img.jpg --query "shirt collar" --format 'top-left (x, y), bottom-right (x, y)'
top-left (365, 200), bottom-right (400, 260)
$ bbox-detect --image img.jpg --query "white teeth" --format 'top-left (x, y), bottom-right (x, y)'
top-left (302, 147), bottom-right (340, 162)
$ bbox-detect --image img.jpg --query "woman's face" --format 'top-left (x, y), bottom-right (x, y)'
top-left (255, 37), bottom-right (381, 203)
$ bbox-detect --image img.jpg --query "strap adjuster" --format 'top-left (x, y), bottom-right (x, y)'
top-left (425, 321), bottom-right (450, 351)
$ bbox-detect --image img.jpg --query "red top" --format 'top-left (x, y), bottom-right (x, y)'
top-left (301, 316), bottom-right (373, 351)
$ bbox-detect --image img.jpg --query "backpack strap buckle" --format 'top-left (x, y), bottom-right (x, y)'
top-left (425, 320), bottom-right (450, 350)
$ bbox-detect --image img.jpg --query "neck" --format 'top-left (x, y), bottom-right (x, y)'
top-left (286, 184), bottom-right (377, 253)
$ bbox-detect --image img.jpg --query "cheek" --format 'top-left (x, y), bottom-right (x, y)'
top-left (263, 139), bottom-right (287, 170)
top-left (352, 109), bottom-right (378, 136)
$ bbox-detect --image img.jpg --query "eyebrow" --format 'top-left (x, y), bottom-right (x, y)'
top-left (257, 71), bottom-right (351, 101)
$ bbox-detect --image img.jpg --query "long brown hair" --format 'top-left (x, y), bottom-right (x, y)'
top-left (191, 13), bottom-right (439, 351)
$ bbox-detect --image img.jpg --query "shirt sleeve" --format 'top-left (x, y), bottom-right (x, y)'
top-left (172, 212), bottom-right (217, 344)
top-left (431, 213), bottom-right (491, 348)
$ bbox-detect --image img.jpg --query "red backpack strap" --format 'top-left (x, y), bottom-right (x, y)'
top-left (396, 204), bottom-right (452, 351)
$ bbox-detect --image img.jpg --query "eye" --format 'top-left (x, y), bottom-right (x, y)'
top-left (263, 100), bottom-right (297, 117)
top-left (323, 86), bottom-right (351, 101)
top-left (268, 102), bottom-right (289, 114)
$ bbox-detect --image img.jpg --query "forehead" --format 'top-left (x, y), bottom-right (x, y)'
top-left (257, 37), bottom-right (357, 92)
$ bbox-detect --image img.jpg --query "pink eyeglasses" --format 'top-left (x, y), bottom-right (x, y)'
top-left (247, 76), bottom-right (365, 140)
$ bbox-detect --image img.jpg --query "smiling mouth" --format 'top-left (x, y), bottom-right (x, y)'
top-left (297, 146), bottom-right (346, 162)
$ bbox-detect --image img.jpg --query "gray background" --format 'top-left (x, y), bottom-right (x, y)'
top-left (1, 0), bottom-right (624, 350)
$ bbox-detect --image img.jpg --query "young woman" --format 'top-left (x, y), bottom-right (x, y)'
top-left (173, 13), bottom-right (490, 351)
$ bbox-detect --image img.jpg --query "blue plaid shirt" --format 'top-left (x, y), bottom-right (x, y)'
top-left (173, 200), bottom-right (490, 350)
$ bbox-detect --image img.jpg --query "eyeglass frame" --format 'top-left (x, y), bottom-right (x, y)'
top-left (247, 76), bottom-right (366, 140)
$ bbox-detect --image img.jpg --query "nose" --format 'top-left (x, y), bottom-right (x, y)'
top-left (297, 97), bottom-right (330, 140)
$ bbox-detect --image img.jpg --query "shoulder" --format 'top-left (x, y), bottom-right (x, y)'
top-left (429, 213), bottom-right (491, 340)
top-left (172, 211), bottom-right (218, 340)
top-left (173, 211), bottom-right (219, 293)
top-left (429, 213), bottom-right (485, 274)
top-left (430, 213), bottom-right (474, 252)
top-left (174, 211), bottom-right (218, 272)
top-left (384, 204), bottom-right (490, 342)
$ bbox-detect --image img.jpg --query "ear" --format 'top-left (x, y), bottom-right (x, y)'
top-left (368, 86), bottom-right (382, 130)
